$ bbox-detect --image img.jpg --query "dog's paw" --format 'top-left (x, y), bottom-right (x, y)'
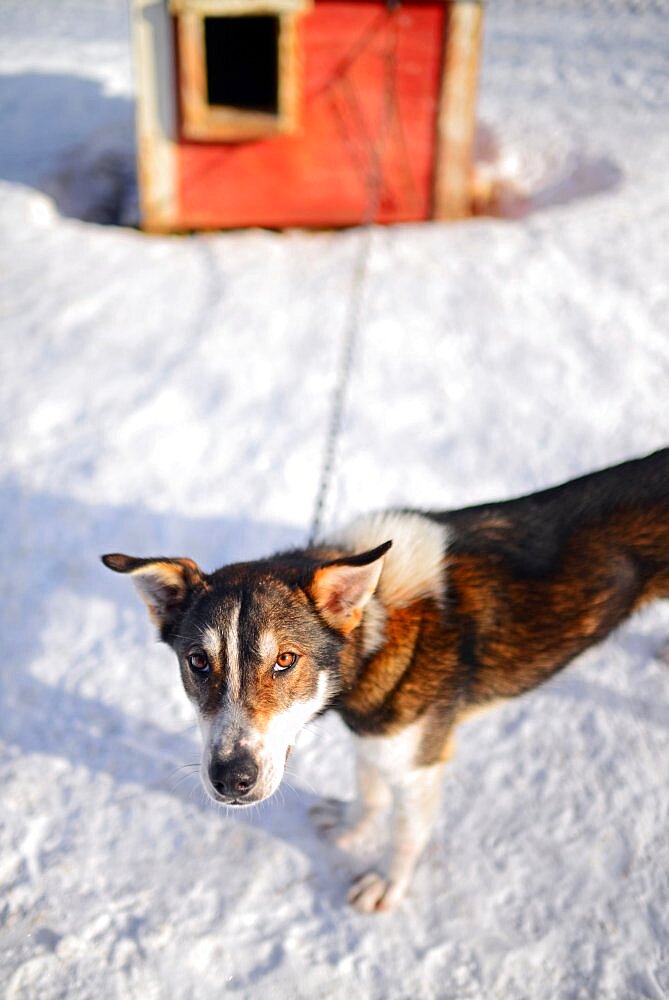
top-left (347, 871), bottom-right (405, 913)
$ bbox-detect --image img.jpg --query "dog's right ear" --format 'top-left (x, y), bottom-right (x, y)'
top-left (308, 540), bottom-right (391, 634)
top-left (101, 553), bottom-right (207, 632)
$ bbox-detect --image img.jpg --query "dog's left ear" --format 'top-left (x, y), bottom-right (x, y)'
top-left (101, 553), bottom-right (206, 632)
top-left (309, 540), bottom-right (392, 634)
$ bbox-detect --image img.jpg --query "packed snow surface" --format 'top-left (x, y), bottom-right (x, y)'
top-left (1, 2), bottom-right (668, 997)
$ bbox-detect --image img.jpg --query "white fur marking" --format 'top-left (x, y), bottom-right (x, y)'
top-left (258, 629), bottom-right (277, 663)
top-left (224, 601), bottom-right (241, 700)
top-left (333, 511), bottom-right (450, 609)
top-left (200, 625), bottom-right (221, 663)
top-left (361, 595), bottom-right (387, 658)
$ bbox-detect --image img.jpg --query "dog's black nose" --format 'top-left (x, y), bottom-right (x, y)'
top-left (209, 753), bottom-right (259, 800)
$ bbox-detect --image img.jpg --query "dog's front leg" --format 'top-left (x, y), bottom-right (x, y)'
top-left (348, 761), bottom-right (445, 913)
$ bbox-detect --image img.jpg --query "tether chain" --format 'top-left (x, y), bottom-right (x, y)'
top-left (308, 11), bottom-right (399, 546)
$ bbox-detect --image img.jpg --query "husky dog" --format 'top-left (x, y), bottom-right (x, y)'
top-left (103, 448), bottom-right (669, 911)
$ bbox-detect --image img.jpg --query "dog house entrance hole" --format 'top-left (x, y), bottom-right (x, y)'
top-left (204, 16), bottom-right (279, 115)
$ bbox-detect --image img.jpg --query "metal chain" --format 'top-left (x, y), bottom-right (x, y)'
top-left (308, 12), bottom-right (399, 546)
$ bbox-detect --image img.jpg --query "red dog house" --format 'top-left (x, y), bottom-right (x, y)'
top-left (132, 0), bottom-right (483, 231)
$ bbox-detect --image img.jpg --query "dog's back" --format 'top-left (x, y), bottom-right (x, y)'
top-left (437, 448), bottom-right (669, 696)
top-left (434, 446), bottom-right (669, 587)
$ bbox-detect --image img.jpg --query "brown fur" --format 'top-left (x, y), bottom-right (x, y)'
top-left (333, 496), bottom-right (669, 766)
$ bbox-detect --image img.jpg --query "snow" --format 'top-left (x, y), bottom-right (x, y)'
top-left (1, 2), bottom-right (669, 997)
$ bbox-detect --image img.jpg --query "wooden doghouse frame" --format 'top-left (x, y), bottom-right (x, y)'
top-left (132, 0), bottom-right (483, 231)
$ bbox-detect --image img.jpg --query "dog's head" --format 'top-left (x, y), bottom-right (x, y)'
top-left (102, 542), bottom-right (390, 805)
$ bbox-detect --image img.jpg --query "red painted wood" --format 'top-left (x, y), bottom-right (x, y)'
top-left (176, 2), bottom-right (445, 229)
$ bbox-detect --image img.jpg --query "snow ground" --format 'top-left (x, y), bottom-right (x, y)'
top-left (1, 2), bottom-right (669, 997)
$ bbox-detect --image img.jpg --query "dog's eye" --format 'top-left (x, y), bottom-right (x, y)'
top-left (274, 652), bottom-right (298, 674)
top-left (187, 651), bottom-right (210, 675)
